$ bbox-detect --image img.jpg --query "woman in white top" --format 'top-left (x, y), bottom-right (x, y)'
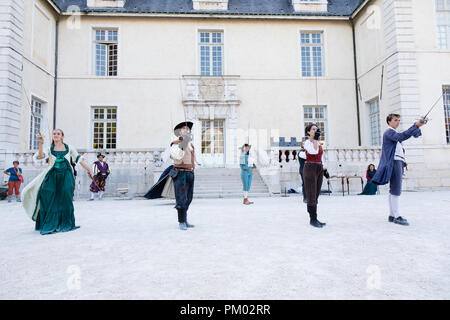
top-left (303, 124), bottom-right (326, 228)
top-left (240, 144), bottom-right (254, 205)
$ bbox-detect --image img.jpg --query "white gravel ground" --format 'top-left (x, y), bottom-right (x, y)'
top-left (1, 191), bottom-right (449, 300)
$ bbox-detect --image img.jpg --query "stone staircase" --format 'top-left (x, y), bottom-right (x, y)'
top-left (193, 167), bottom-right (270, 198)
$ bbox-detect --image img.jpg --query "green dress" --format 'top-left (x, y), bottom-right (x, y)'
top-left (34, 144), bottom-right (79, 235)
top-left (359, 170), bottom-right (378, 195)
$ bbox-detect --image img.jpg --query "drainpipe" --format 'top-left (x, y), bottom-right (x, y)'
top-left (53, 13), bottom-right (61, 129)
top-left (351, 17), bottom-right (362, 146)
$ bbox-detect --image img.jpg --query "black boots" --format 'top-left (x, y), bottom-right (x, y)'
top-left (177, 208), bottom-right (194, 229)
top-left (307, 205), bottom-right (326, 228)
top-left (177, 208), bottom-right (186, 223)
top-left (310, 220), bottom-right (323, 228)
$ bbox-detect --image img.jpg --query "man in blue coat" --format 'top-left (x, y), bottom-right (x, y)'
top-left (372, 113), bottom-right (426, 226)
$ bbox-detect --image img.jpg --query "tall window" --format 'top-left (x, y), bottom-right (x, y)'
top-left (29, 98), bottom-right (43, 150)
top-left (444, 86), bottom-right (450, 143)
top-left (201, 119), bottom-right (224, 154)
top-left (436, 0), bottom-right (450, 49)
top-left (199, 31), bottom-right (223, 76)
top-left (94, 29), bottom-right (118, 76)
top-left (367, 98), bottom-right (381, 146)
top-left (303, 106), bottom-right (327, 143)
top-left (300, 32), bottom-right (324, 77)
top-left (92, 107), bottom-right (117, 149)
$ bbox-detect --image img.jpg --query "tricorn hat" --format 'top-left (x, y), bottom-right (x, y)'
top-left (174, 121), bottom-right (193, 136)
top-left (97, 153), bottom-right (105, 159)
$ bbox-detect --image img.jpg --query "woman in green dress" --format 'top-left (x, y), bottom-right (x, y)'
top-left (359, 164), bottom-right (378, 195)
top-left (22, 129), bottom-right (93, 235)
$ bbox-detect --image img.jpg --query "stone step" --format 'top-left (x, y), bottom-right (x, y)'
top-left (191, 167), bottom-right (270, 198)
top-left (196, 178), bottom-right (265, 182)
top-left (195, 182), bottom-right (266, 187)
top-left (194, 182), bottom-right (268, 187)
top-left (195, 184), bottom-right (268, 189)
top-left (194, 188), bottom-right (268, 193)
top-left (193, 192), bottom-right (270, 199)
top-left (194, 183), bottom-right (267, 188)
top-left (194, 184), bottom-right (268, 188)
top-left (195, 176), bottom-right (265, 180)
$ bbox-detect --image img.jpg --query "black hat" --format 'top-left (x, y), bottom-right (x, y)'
top-left (173, 121), bottom-right (193, 136)
top-left (241, 143), bottom-right (251, 152)
top-left (97, 153), bottom-right (105, 159)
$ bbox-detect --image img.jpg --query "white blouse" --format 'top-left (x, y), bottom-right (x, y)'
top-left (304, 139), bottom-right (320, 155)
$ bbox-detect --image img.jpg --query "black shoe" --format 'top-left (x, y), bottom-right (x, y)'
top-left (185, 222), bottom-right (195, 228)
top-left (179, 222), bottom-right (187, 230)
top-left (388, 216), bottom-right (395, 222)
top-left (317, 220), bottom-right (326, 226)
top-left (393, 216), bottom-right (409, 226)
top-left (310, 220), bottom-right (323, 228)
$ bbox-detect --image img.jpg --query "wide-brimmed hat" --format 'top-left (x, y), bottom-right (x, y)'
top-left (173, 121), bottom-right (193, 136)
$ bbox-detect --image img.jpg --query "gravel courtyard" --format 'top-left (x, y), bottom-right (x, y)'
top-left (1, 191), bottom-right (449, 300)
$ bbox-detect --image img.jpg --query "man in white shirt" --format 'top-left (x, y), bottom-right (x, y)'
top-left (372, 113), bottom-right (425, 226)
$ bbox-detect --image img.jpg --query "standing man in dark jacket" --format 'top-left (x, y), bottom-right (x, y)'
top-left (372, 114), bottom-right (426, 226)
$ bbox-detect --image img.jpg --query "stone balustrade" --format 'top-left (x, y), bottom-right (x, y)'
top-left (256, 146), bottom-right (383, 194)
top-left (277, 146), bottom-right (382, 173)
top-left (0, 148), bottom-right (168, 199)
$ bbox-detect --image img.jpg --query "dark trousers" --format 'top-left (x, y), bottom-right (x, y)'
top-left (173, 170), bottom-right (195, 223)
top-left (303, 162), bottom-right (324, 220)
top-left (389, 160), bottom-right (404, 196)
top-left (299, 159), bottom-right (306, 200)
top-left (299, 170), bottom-right (306, 200)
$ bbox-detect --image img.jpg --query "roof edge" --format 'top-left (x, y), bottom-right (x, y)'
top-left (46, 0), bottom-right (62, 13)
top-left (351, 0), bottom-right (373, 19)
top-left (61, 10), bottom-right (351, 20)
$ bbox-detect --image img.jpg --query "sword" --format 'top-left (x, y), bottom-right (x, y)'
top-left (89, 174), bottom-right (101, 189)
top-left (418, 94), bottom-right (444, 124)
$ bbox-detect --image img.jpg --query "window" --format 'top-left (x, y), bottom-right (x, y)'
top-left (303, 106), bottom-right (327, 143)
top-left (201, 120), bottom-right (211, 154)
top-left (201, 120), bottom-right (224, 154)
top-left (436, 0), bottom-right (450, 49)
top-left (444, 85), bottom-right (450, 143)
top-left (92, 107), bottom-right (117, 149)
top-left (199, 31), bottom-right (223, 76)
top-left (368, 98), bottom-right (381, 146)
top-left (94, 29), bottom-right (118, 76)
top-left (29, 98), bottom-right (43, 150)
top-left (300, 32), bottom-right (324, 77)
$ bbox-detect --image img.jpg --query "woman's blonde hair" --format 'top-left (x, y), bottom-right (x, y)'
top-left (51, 128), bottom-right (65, 145)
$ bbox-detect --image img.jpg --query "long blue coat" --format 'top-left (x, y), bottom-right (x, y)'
top-left (372, 124), bottom-right (421, 185)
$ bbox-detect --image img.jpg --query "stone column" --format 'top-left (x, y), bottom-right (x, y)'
top-left (0, 0), bottom-right (24, 168)
top-left (383, 0), bottom-right (423, 190)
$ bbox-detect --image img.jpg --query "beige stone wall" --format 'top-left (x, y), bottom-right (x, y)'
top-left (412, 0), bottom-right (450, 146)
top-left (354, 0), bottom-right (450, 189)
top-left (19, 0), bottom-right (58, 150)
top-left (0, 0), bottom-right (24, 161)
top-left (56, 16), bottom-right (358, 150)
